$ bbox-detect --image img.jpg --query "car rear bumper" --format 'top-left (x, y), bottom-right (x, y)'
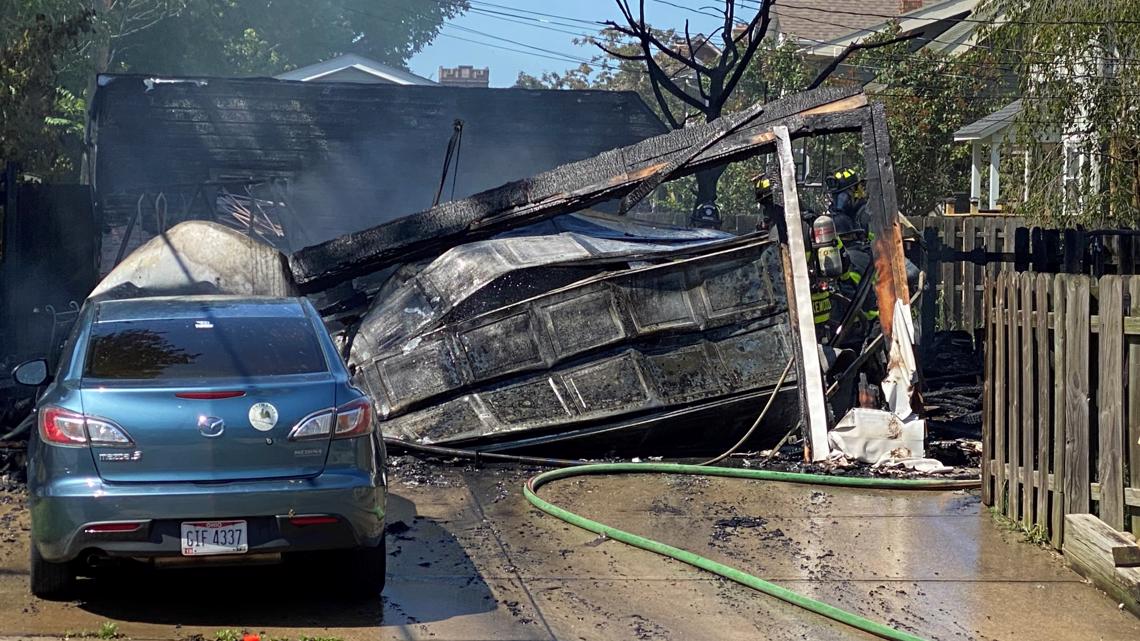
top-left (29, 469), bottom-right (385, 563)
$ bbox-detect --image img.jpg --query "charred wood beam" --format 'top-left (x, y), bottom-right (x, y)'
top-left (861, 102), bottom-right (910, 342)
top-left (773, 126), bottom-right (829, 462)
top-left (288, 86), bottom-right (867, 292)
top-left (618, 100), bottom-right (766, 215)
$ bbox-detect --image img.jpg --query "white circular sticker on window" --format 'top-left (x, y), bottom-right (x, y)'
top-left (249, 402), bottom-right (279, 432)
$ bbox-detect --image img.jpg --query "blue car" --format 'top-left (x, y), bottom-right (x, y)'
top-left (11, 296), bottom-right (387, 599)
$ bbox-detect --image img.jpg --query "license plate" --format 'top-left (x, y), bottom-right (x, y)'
top-left (180, 520), bottom-right (248, 556)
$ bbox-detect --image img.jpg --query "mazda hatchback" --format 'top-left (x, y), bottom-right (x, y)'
top-left (12, 296), bottom-right (387, 599)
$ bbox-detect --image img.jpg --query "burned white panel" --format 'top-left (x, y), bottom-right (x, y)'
top-left (459, 312), bottom-right (544, 379)
top-left (379, 320), bottom-right (793, 445)
top-left (698, 261), bottom-right (772, 319)
top-left (641, 343), bottom-right (726, 405)
top-left (714, 323), bottom-right (794, 388)
top-left (485, 378), bottom-right (572, 426)
top-left (562, 353), bottom-right (651, 414)
top-left (540, 289), bottom-right (626, 357)
top-left (374, 338), bottom-right (461, 410)
top-left (625, 271), bottom-right (696, 332)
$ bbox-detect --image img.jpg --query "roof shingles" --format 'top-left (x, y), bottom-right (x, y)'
top-left (772, 1), bottom-right (903, 45)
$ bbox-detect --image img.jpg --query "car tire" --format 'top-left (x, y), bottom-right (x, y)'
top-left (29, 544), bottom-right (75, 600)
top-left (343, 539), bottom-right (386, 595)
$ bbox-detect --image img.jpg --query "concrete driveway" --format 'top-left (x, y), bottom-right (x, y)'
top-left (0, 459), bottom-right (1137, 641)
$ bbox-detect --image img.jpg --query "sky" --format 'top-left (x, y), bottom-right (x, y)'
top-left (408, 0), bottom-right (738, 87)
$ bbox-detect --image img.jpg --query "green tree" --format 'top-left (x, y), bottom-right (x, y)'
top-left (847, 27), bottom-right (1004, 217)
top-left (0, 12), bottom-right (93, 177)
top-left (102, 0), bottom-right (466, 79)
top-left (981, 0), bottom-right (1140, 227)
top-left (3, 1), bottom-right (467, 92)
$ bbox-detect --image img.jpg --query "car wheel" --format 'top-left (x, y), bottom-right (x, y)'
top-left (343, 539), bottom-right (386, 595)
top-left (29, 544), bottom-right (75, 600)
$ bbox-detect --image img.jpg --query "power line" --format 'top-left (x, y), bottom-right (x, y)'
top-left (434, 31), bottom-right (590, 65)
top-left (468, 7), bottom-right (597, 38)
top-left (465, 0), bottom-right (605, 27)
top-left (443, 21), bottom-right (597, 64)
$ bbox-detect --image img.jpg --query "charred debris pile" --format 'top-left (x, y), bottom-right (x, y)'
top-left (8, 79), bottom-right (978, 472)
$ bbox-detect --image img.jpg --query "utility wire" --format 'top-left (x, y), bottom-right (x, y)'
top-left (465, 0), bottom-right (606, 27)
top-left (444, 21), bottom-right (599, 64)
top-left (468, 7), bottom-right (597, 38)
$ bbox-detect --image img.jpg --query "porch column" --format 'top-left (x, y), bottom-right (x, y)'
top-left (988, 133), bottom-right (1002, 210)
top-left (970, 141), bottom-right (982, 207)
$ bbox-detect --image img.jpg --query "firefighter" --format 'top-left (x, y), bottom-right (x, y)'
top-left (690, 201), bottom-right (722, 229)
top-left (752, 174), bottom-right (834, 329)
top-left (827, 167), bottom-right (869, 235)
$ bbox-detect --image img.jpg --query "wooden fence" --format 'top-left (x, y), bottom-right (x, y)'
top-left (916, 215), bottom-right (1024, 333)
top-left (915, 214), bottom-right (1140, 339)
top-left (982, 271), bottom-right (1140, 547)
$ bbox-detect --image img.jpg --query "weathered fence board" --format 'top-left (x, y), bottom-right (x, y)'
top-left (994, 272), bottom-right (1008, 511)
top-left (1051, 276), bottom-right (1069, 547)
top-left (1012, 270), bottom-right (1030, 520)
top-left (963, 217), bottom-right (977, 328)
top-left (1035, 273), bottom-right (1051, 533)
top-left (1130, 278), bottom-right (1140, 539)
top-left (1064, 275), bottom-right (1091, 517)
top-left (981, 278), bottom-right (995, 506)
top-left (1098, 276), bottom-right (1125, 530)
top-left (941, 216), bottom-right (959, 328)
top-left (1021, 274), bottom-right (1035, 527)
top-left (984, 272), bottom-right (1139, 547)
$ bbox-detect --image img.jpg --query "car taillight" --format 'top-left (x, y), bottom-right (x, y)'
top-left (287, 400), bottom-right (373, 441)
top-left (287, 409), bottom-right (334, 441)
top-left (40, 407), bottom-right (86, 446)
top-left (333, 399), bottom-right (372, 439)
top-left (40, 407), bottom-right (133, 448)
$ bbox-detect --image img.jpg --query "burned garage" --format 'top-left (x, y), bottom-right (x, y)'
top-left (2, 2), bottom-right (1138, 640)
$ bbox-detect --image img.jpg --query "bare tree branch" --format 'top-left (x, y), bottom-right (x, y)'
top-left (596, 43), bottom-right (646, 61)
top-left (642, 47), bottom-right (707, 112)
top-left (806, 33), bottom-right (920, 90)
top-left (646, 62), bottom-right (683, 129)
top-left (604, 0), bottom-right (708, 117)
top-left (610, 1), bottom-right (715, 74)
top-left (717, 0), bottom-right (775, 111)
top-left (681, 20), bottom-right (711, 102)
top-left (603, 19), bottom-right (707, 73)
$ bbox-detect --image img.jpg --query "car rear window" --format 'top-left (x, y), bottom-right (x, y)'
top-left (84, 317), bottom-right (328, 380)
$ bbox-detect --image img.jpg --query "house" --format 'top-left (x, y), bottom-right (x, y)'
top-left (798, 0), bottom-right (979, 57)
top-left (772, 0), bottom-right (915, 48)
top-left (953, 100), bottom-right (1022, 212)
top-left (439, 65), bottom-right (490, 88)
top-left (274, 53), bottom-right (436, 85)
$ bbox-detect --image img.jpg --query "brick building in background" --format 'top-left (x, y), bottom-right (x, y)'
top-left (439, 66), bottom-right (490, 88)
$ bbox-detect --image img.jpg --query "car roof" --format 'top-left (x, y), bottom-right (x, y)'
top-left (93, 296), bottom-right (308, 323)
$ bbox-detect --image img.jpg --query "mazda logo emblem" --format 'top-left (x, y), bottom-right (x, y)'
top-left (197, 415), bottom-right (225, 438)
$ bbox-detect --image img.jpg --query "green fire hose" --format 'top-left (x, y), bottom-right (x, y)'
top-left (524, 463), bottom-right (979, 641)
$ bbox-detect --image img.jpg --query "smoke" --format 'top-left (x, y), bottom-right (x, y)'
top-left (92, 79), bottom-right (666, 251)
